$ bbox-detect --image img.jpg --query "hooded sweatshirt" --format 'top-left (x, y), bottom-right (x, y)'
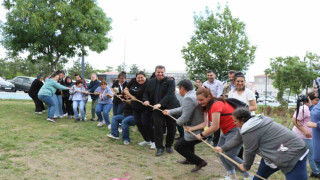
top-left (222, 115), bottom-right (307, 173)
top-left (38, 78), bottom-right (68, 96)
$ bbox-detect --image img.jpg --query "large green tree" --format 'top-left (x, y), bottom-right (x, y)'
top-left (1, 0), bottom-right (112, 72)
top-left (265, 55), bottom-right (319, 107)
top-left (181, 6), bottom-right (256, 81)
top-left (129, 64), bottom-right (140, 74)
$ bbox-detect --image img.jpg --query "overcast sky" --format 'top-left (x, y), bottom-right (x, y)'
top-left (1, 0), bottom-right (320, 82)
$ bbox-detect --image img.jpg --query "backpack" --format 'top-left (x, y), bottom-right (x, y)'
top-left (221, 98), bottom-right (249, 116)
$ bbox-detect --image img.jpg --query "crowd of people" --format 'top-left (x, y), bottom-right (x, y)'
top-left (27, 66), bottom-right (320, 180)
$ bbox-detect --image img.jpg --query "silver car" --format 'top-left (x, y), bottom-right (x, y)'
top-left (0, 77), bottom-right (16, 92)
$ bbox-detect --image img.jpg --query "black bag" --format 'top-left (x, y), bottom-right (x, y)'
top-left (221, 98), bottom-right (249, 116)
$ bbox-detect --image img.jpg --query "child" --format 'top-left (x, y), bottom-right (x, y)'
top-left (69, 80), bottom-right (88, 122)
top-left (94, 80), bottom-right (113, 129)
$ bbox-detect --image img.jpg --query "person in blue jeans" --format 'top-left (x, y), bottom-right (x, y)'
top-left (107, 94), bottom-right (135, 145)
top-left (69, 80), bottom-right (88, 122)
top-left (94, 80), bottom-right (113, 129)
top-left (38, 73), bottom-right (70, 122)
top-left (292, 92), bottom-right (320, 178)
top-left (214, 108), bottom-right (308, 180)
top-left (307, 77), bottom-right (320, 179)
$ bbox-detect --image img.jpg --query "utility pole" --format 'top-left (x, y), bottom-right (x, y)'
top-left (81, 55), bottom-right (85, 79)
top-left (265, 74), bottom-right (267, 106)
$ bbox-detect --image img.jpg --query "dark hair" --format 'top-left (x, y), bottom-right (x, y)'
top-left (295, 94), bottom-right (309, 121)
top-left (232, 107), bottom-right (253, 123)
top-left (75, 80), bottom-right (83, 85)
top-left (50, 73), bottom-right (58, 78)
top-left (195, 78), bottom-right (203, 82)
top-left (206, 70), bottom-right (215, 74)
top-left (136, 71), bottom-right (146, 77)
top-left (178, 79), bottom-right (193, 91)
top-left (234, 72), bottom-right (245, 81)
top-left (308, 92), bottom-right (317, 100)
top-left (196, 86), bottom-right (225, 112)
top-left (100, 80), bottom-right (107, 86)
top-left (59, 70), bottom-right (65, 75)
top-left (228, 70), bottom-right (236, 74)
top-left (118, 71), bottom-right (126, 79)
top-left (155, 65), bottom-right (165, 72)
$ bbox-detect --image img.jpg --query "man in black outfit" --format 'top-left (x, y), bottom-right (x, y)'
top-left (143, 65), bottom-right (180, 156)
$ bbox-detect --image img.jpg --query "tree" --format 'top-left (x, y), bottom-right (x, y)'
top-left (67, 60), bottom-right (95, 79)
top-left (1, 0), bottom-right (112, 72)
top-left (181, 5), bottom-right (256, 81)
top-left (116, 63), bottom-right (126, 73)
top-left (265, 56), bottom-right (319, 107)
top-left (129, 64), bottom-right (139, 74)
top-left (105, 66), bottom-right (114, 72)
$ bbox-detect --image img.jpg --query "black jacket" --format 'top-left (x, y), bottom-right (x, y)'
top-left (143, 77), bottom-right (180, 109)
top-left (28, 79), bottom-right (43, 97)
top-left (87, 80), bottom-right (100, 100)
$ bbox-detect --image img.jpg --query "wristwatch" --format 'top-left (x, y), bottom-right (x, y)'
top-left (200, 132), bottom-right (205, 138)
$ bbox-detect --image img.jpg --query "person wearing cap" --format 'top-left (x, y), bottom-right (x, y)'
top-left (163, 79), bottom-right (206, 172)
top-left (28, 74), bottom-right (45, 114)
top-left (307, 77), bottom-right (320, 176)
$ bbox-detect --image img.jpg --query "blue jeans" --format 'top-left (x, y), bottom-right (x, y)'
top-left (95, 103), bottom-right (113, 125)
top-left (55, 95), bottom-right (64, 116)
top-left (111, 115), bottom-right (135, 142)
top-left (113, 103), bottom-right (123, 116)
top-left (303, 139), bottom-right (320, 174)
top-left (38, 95), bottom-right (56, 118)
top-left (73, 100), bottom-right (85, 119)
top-left (218, 128), bottom-right (250, 177)
top-left (253, 157), bottom-right (308, 180)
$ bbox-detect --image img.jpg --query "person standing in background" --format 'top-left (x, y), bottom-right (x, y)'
top-left (222, 70), bottom-right (236, 98)
top-left (28, 74), bottom-right (45, 114)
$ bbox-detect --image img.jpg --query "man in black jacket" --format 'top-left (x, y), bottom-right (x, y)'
top-left (143, 65), bottom-right (180, 156)
top-left (86, 73), bottom-right (100, 121)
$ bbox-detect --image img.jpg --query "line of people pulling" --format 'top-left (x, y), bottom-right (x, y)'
top-left (29, 66), bottom-right (320, 180)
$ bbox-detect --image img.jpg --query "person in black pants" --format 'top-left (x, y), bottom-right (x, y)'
top-left (111, 71), bottom-right (127, 116)
top-left (163, 79), bottom-right (207, 172)
top-left (124, 71), bottom-right (155, 149)
top-left (143, 65), bottom-right (180, 156)
top-left (63, 76), bottom-right (74, 118)
top-left (28, 74), bottom-right (45, 114)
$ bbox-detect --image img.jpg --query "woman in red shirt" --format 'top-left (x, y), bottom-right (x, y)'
top-left (190, 87), bottom-right (251, 180)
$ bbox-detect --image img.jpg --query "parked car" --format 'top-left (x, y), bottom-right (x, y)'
top-left (0, 76), bottom-right (16, 92)
top-left (8, 76), bottom-right (35, 93)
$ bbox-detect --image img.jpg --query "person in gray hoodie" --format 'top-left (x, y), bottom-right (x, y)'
top-left (214, 107), bottom-right (308, 180)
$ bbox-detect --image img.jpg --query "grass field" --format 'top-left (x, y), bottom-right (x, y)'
top-left (0, 100), bottom-right (315, 180)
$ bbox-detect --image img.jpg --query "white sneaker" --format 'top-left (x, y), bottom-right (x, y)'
top-left (54, 116), bottom-right (58, 118)
top-left (150, 142), bottom-right (156, 149)
top-left (58, 116), bottom-right (64, 119)
top-left (108, 124), bottom-right (111, 130)
top-left (107, 134), bottom-right (120, 140)
top-left (63, 113), bottom-right (68, 117)
top-left (97, 122), bottom-right (104, 127)
top-left (123, 140), bottom-right (130, 145)
top-left (47, 118), bottom-right (56, 122)
top-left (138, 141), bottom-right (151, 146)
top-left (35, 112), bottom-right (42, 114)
top-left (42, 110), bottom-right (46, 112)
top-left (118, 127), bottom-right (122, 133)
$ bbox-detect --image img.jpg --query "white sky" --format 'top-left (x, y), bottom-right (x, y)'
top-left (1, 0), bottom-right (320, 82)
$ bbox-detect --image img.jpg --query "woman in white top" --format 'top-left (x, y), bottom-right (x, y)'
top-left (228, 72), bottom-right (257, 113)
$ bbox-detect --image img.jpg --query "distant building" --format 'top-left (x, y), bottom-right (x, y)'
top-left (253, 74), bottom-right (278, 97)
top-left (165, 71), bottom-right (189, 84)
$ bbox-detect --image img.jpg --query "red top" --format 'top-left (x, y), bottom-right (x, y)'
top-left (208, 101), bottom-right (237, 134)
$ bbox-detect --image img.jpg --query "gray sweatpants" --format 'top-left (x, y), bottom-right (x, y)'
top-left (217, 127), bottom-right (249, 176)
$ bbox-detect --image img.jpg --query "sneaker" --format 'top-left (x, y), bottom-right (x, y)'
top-left (138, 141), bottom-right (151, 146)
top-left (47, 118), bottom-right (56, 122)
top-left (42, 110), bottom-right (46, 112)
top-left (74, 118), bottom-right (80, 123)
top-left (63, 113), bottom-right (68, 117)
top-left (123, 140), bottom-right (130, 145)
top-left (54, 116), bottom-right (58, 118)
top-left (58, 116), bottom-right (64, 119)
top-left (81, 119), bottom-right (85, 122)
top-left (118, 127), bottom-right (122, 133)
top-left (90, 118), bottom-right (96, 121)
top-left (150, 142), bottom-right (156, 149)
top-left (68, 115), bottom-right (74, 119)
top-left (107, 134), bottom-right (120, 140)
top-left (97, 122), bottom-right (104, 127)
top-left (108, 124), bottom-right (111, 130)
top-left (35, 112), bottom-right (43, 114)
top-left (219, 175), bottom-right (237, 180)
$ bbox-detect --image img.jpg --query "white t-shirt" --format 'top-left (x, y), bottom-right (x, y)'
top-left (228, 88), bottom-right (256, 114)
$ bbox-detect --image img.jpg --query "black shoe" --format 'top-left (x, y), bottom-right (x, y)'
top-left (177, 160), bottom-right (193, 165)
top-left (191, 161), bottom-right (207, 172)
top-left (310, 173), bottom-right (320, 178)
top-left (166, 147), bottom-right (173, 154)
top-left (175, 136), bottom-right (183, 140)
top-left (74, 118), bottom-right (80, 122)
top-left (155, 148), bottom-right (164, 156)
top-left (81, 119), bottom-right (85, 122)
top-left (90, 118), bottom-right (95, 121)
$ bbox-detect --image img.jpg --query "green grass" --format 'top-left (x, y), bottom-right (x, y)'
top-left (0, 100), bottom-right (316, 180)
